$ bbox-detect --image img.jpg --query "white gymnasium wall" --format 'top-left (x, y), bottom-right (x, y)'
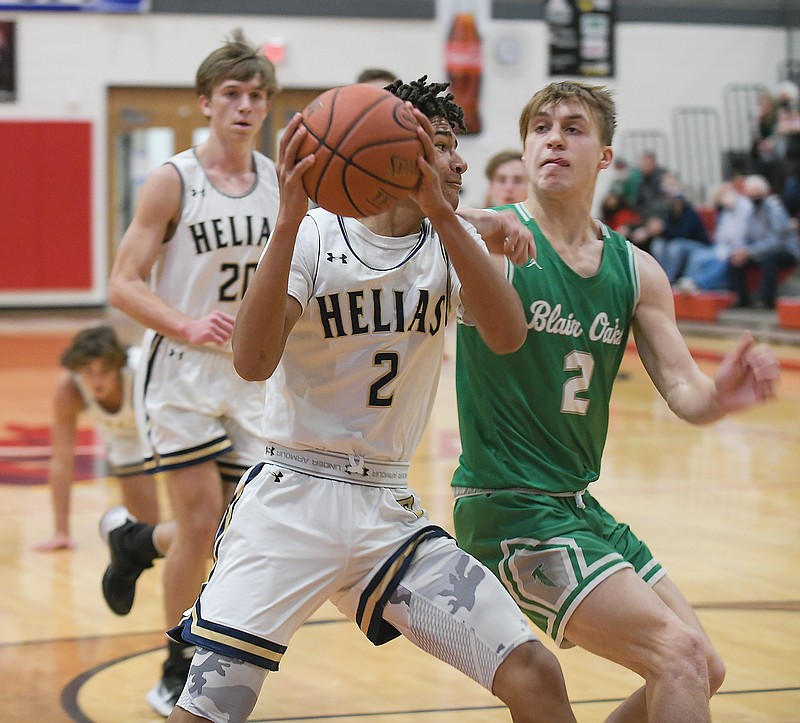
top-left (0, 12), bottom-right (790, 303)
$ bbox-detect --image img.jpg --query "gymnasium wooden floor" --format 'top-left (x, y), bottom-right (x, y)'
top-left (1, 310), bottom-right (798, 723)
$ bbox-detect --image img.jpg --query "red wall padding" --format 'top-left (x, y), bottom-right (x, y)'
top-left (0, 121), bottom-right (92, 291)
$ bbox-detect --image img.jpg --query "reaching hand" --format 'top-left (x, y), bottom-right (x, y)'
top-left (489, 210), bottom-right (536, 265)
top-left (715, 332), bottom-right (780, 413)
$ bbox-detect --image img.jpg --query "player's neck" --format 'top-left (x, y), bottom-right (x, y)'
top-left (195, 136), bottom-right (254, 175)
top-left (358, 202), bottom-right (425, 238)
top-left (524, 195), bottom-right (599, 247)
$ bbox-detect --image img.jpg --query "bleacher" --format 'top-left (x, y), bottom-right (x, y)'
top-left (621, 70), bottom-right (800, 337)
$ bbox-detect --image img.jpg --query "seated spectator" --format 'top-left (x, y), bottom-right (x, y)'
top-left (726, 174), bottom-right (800, 308)
top-left (776, 81), bottom-right (800, 213)
top-left (633, 151), bottom-right (670, 221)
top-left (649, 185), bottom-right (712, 284)
top-left (600, 190), bottom-right (641, 236)
top-left (629, 162), bottom-right (674, 254)
top-left (608, 156), bottom-right (641, 208)
top-left (677, 182), bottom-right (753, 292)
top-left (482, 150), bottom-right (527, 206)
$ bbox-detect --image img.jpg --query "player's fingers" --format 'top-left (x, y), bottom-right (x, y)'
top-left (278, 113), bottom-right (303, 158)
top-left (410, 106), bottom-right (434, 138)
top-left (730, 331), bottom-right (755, 363)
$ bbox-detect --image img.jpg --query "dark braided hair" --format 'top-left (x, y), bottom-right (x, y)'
top-left (385, 75), bottom-right (466, 133)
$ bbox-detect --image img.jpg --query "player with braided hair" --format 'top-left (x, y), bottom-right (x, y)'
top-left (165, 78), bottom-right (576, 723)
top-left (386, 75), bottom-right (466, 132)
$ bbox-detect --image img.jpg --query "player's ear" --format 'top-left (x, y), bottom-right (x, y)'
top-left (598, 146), bottom-right (612, 170)
top-left (198, 95), bottom-right (212, 119)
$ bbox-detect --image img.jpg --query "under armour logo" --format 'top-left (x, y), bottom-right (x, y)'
top-left (168, 348), bottom-right (184, 360)
top-left (345, 454), bottom-right (369, 477)
top-left (327, 252), bottom-right (347, 263)
top-left (191, 188), bottom-right (206, 197)
top-left (266, 446), bottom-right (275, 457)
top-left (271, 470), bottom-right (284, 483)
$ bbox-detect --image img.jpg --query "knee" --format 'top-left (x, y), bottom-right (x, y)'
top-left (652, 622), bottom-right (709, 686)
top-left (492, 641), bottom-right (572, 717)
top-left (707, 648), bottom-right (726, 695)
top-left (177, 513), bottom-right (220, 551)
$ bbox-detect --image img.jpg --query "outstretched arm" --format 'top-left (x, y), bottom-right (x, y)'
top-left (456, 206), bottom-right (536, 266)
top-left (632, 249), bottom-right (779, 424)
top-left (34, 373), bottom-right (82, 551)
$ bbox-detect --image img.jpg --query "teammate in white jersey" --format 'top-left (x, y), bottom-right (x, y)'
top-left (103, 30), bottom-right (281, 716)
top-left (164, 77), bottom-right (576, 723)
top-left (34, 326), bottom-right (162, 552)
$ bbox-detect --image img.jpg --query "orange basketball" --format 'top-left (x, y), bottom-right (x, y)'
top-left (297, 84), bottom-right (423, 217)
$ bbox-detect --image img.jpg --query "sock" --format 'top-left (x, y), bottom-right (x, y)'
top-left (121, 522), bottom-right (161, 566)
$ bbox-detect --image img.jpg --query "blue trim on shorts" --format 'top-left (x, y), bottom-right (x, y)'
top-left (357, 525), bottom-right (452, 646)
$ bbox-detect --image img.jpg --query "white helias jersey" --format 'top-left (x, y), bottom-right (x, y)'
top-left (262, 208), bottom-right (486, 464)
top-left (151, 148), bottom-right (280, 351)
top-left (73, 346), bottom-right (140, 438)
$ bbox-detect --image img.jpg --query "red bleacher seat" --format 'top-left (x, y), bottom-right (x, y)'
top-left (777, 298), bottom-right (800, 329)
top-left (673, 291), bottom-right (736, 322)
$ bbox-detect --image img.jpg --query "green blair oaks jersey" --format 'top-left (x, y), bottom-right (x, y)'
top-left (452, 202), bottom-right (640, 495)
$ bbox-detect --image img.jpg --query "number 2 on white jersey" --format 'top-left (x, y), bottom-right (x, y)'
top-left (561, 350), bottom-right (594, 415)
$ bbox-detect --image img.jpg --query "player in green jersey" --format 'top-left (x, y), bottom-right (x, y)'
top-left (452, 81), bottom-right (781, 723)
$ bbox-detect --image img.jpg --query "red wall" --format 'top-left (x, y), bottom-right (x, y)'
top-left (0, 121), bottom-right (92, 291)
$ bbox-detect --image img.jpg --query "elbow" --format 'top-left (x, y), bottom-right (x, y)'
top-left (484, 321), bottom-right (527, 355)
top-left (107, 277), bottom-right (124, 311)
top-left (233, 350), bottom-right (272, 382)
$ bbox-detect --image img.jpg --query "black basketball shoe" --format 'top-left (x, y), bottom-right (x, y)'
top-left (98, 506), bottom-right (156, 616)
top-left (147, 642), bottom-right (195, 717)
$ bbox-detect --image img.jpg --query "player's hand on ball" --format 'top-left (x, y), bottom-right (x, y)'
top-left (408, 107), bottom-right (450, 218)
top-left (277, 113), bottom-right (316, 223)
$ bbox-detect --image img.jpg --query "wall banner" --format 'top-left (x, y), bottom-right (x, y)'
top-left (546, 0), bottom-right (615, 78)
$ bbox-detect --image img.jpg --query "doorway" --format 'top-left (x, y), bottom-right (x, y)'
top-left (106, 86), bottom-right (326, 269)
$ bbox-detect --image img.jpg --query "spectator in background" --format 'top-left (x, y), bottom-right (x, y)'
top-left (356, 67), bottom-right (398, 87)
top-left (649, 185), bottom-right (712, 284)
top-left (633, 151), bottom-right (669, 221)
top-left (600, 189), bottom-right (641, 237)
top-left (483, 149), bottom-right (528, 206)
top-left (608, 156), bottom-right (641, 208)
top-left (750, 91), bottom-right (782, 190)
top-left (677, 181), bottom-right (753, 292)
top-left (776, 80), bottom-right (800, 215)
top-left (727, 174), bottom-right (800, 308)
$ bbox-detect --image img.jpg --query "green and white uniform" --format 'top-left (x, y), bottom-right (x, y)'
top-left (452, 202), bottom-right (666, 647)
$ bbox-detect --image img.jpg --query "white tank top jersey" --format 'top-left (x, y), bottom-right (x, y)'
top-left (151, 148), bottom-right (280, 351)
top-left (73, 346), bottom-right (140, 437)
top-left (262, 208), bottom-right (488, 464)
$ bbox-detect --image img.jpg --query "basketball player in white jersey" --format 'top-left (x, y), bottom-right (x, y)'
top-left (34, 325), bottom-right (162, 552)
top-left (103, 30), bottom-right (280, 716)
top-left (165, 77), bottom-right (576, 723)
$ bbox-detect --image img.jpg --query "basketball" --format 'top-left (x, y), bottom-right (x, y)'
top-left (297, 84), bottom-right (423, 218)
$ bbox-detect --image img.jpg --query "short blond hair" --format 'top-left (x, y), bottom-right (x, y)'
top-left (195, 29), bottom-right (279, 101)
top-left (518, 81), bottom-right (616, 147)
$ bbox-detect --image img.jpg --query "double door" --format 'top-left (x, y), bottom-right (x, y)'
top-left (106, 85), bottom-right (326, 265)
